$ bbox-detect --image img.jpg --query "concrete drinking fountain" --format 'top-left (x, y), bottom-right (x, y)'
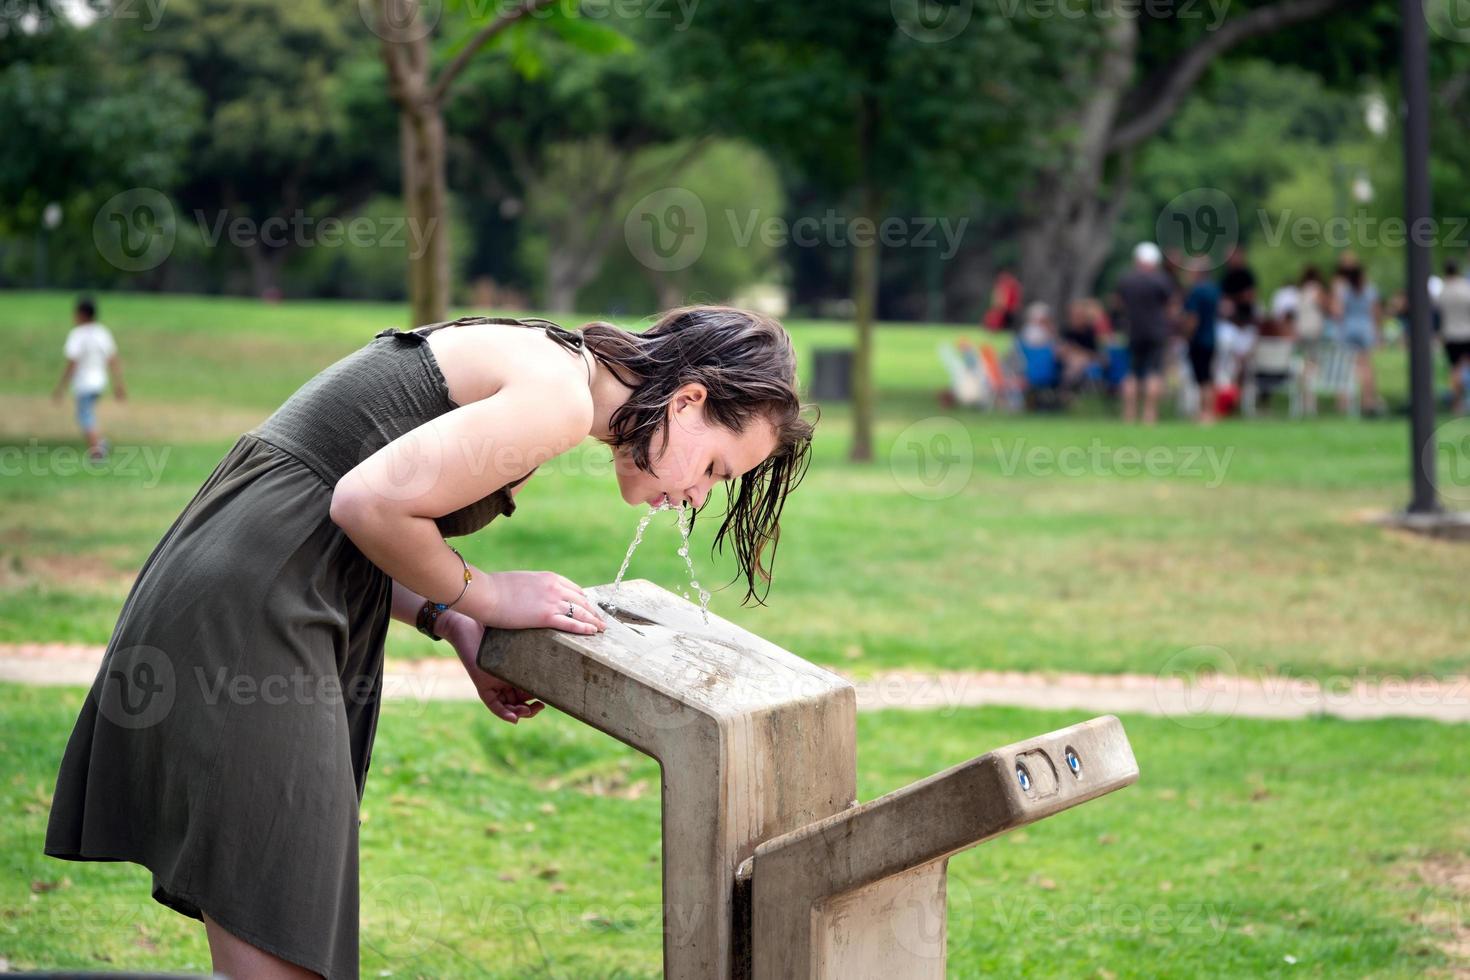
top-left (476, 578), bottom-right (1139, 979)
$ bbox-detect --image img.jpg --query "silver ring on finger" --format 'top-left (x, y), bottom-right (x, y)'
top-left (567, 602), bottom-right (576, 619)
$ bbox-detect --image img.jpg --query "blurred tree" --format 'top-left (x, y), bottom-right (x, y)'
top-left (551, 139), bottom-right (788, 314)
top-left (1016, 0), bottom-right (1381, 312)
top-left (679, 0), bottom-right (1072, 460)
top-left (117, 0), bottom-right (384, 296)
top-left (1114, 59), bottom-right (1372, 291)
top-left (444, 10), bottom-right (706, 313)
top-left (375, 0), bottom-right (628, 325)
top-left (0, 4), bottom-right (198, 275)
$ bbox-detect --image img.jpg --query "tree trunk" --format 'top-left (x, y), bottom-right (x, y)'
top-left (654, 276), bottom-right (685, 311)
top-left (1013, 0), bottom-right (1355, 312)
top-left (245, 243), bottom-right (288, 299)
top-left (1017, 5), bottom-right (1136, 313)
top-left (402, 101), bottom-right (449, 326)
top-left (544, 249), bottom-right (584, 314)
top-left (381, 0), bottom-right (561, 327)
top-left (850, 178), bottom-right (880, 463)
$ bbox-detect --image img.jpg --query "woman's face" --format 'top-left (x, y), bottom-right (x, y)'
top-left (613, 383), bottom-right (779, 511)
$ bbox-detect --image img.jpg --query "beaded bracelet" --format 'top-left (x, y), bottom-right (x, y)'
top-left (415, 546), bottom-right (472, 641)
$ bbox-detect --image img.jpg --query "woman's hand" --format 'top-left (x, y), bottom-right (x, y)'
top-left (438, 611), bottom-right (547, 724)
top-left (480, 570), bottom-right (609, 635)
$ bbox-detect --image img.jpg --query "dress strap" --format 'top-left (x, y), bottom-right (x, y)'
top-left (374, 316), bottom-right (591, 383)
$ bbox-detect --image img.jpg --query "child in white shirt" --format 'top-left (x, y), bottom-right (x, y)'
top-left (52, 297), bottom-right (127, 460)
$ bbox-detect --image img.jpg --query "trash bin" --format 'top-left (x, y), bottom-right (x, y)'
top-left (810, 348), bottom-right (853, 401)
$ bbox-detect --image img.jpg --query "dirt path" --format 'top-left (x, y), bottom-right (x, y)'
top-left (1, 642), bottom-right (1465, 724)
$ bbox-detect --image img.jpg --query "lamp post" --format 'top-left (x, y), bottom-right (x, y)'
top-left (1401, 0), bottom-right (1440, 516)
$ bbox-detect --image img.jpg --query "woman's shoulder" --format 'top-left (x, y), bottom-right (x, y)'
top-left (425, 320), bottom-right (594, 412)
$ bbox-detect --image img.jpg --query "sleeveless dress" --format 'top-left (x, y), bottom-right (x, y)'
top-left (43, 315), bottom-right (586, 979)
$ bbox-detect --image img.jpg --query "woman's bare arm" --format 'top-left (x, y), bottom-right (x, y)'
top-left (329, 368), bottom-right (594, 628)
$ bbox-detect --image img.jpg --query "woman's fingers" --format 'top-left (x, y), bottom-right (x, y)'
top-left (551, 590), bottom-right (607, 633)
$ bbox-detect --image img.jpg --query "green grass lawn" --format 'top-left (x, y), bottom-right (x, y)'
top-left (3, 291), bottom-right (1468, 977)
top-left (3, 290), bottom-right (1466, 679)
top-left (3, 683), bottom-right (1466, 977)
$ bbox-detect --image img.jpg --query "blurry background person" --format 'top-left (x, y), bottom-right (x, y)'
top-left (1114, 241), bottom-right (1176, 425)
top-left (1182, 266), bottom-right (1221, 424)
top-left (1058, 298), bottom-right (1104, 390)
top-left (1019, 300), bottom-right (1055, 348)
top-left (1295, 266), bottom-right (1329, 415)
top-left (1270, 275), bottom-right (1300, 331)
top-left (1220, 246), bottom-right (1259, 327)
top-left (50, 297), bottom-right (126, 461)
top-left (1435, 259), bottom-right (1470, 414)
top-left (1332, 252), bottom-right (1385, 415)
top-left (983, 265), bottom-right (1023, 332)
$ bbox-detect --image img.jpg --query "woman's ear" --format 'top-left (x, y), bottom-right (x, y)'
top-left (672, 382), bottom-right (708, 416)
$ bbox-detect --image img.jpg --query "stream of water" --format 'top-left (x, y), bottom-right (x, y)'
top-left (606, 493), bottom-right (712, 625)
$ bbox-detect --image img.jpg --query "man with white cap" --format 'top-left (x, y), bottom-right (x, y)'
top-left (1113, 241), bottom-right (1177, 424)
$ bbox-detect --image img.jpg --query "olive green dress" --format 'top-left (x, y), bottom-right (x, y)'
top-left (43, 316), bottom-right (582, 978)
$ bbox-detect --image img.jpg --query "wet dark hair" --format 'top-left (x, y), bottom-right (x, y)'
top-left (566, 306), bottom-right (818, 606)
top-left (76, 297), bottom-right (96, 320)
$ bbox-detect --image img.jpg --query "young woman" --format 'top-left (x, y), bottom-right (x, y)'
top-left (43, 307), bottom-right (815, 979)
top-left (1332, 255), bottom-right (1385, 414)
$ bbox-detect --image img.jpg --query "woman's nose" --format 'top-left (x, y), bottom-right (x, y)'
top-left (685, 484), bottom-right (709, 509)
